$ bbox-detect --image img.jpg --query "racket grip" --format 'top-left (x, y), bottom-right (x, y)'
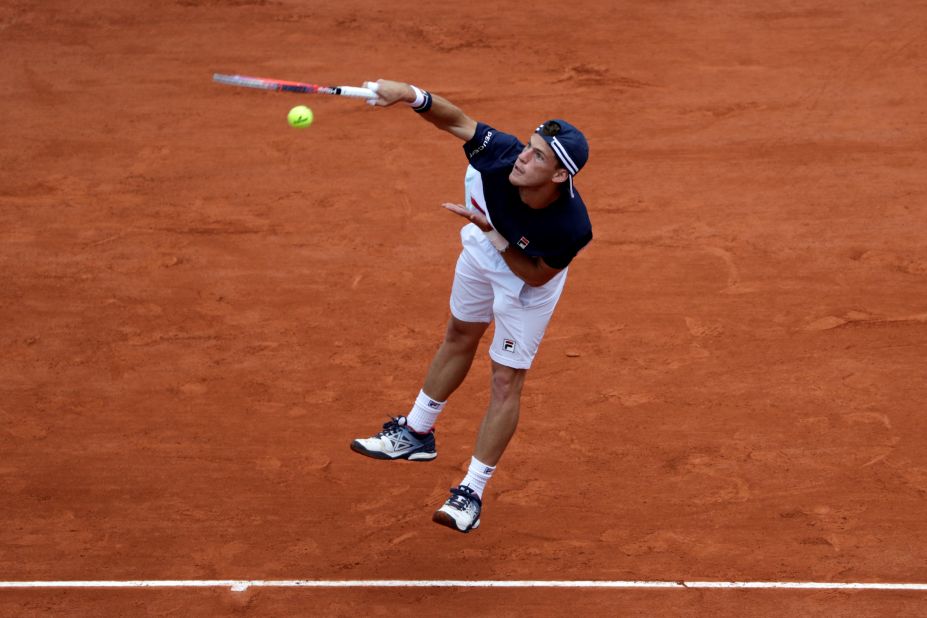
top-left (339, 86), bottom-right (378, 99)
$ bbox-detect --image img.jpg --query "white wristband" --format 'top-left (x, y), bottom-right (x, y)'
top-left (408, 85), bottom-right (425, 108)
top-left (484, 229), bottom-right (509, 252)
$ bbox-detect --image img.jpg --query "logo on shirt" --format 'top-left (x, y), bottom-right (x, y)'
top-left (517, 236), bottom-right (530, 249)
top-left (467, 130), bottom-right (494, 159)
top-left (502, 339), bottom-right (517, 353)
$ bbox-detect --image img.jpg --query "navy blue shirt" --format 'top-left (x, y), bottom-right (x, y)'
top-left (463, 122), bottom-right (592, 269)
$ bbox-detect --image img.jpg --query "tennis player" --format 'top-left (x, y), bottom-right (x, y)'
top-left (351, 79), bottom-right (592, 533)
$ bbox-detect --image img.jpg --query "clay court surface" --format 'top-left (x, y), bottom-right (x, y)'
top-left (2, 0), bottom-right (927, 615)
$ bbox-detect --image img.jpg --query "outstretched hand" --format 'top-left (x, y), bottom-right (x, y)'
top-left (363, 79), bottom-right (414, 107)
top-left (442, 202), bottom-right (492, 232)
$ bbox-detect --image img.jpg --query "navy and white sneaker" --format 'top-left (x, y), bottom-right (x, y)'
top-left (432, 485), bottom-right (482, 533)
top-left (350, 416), bottom-right (437, 461)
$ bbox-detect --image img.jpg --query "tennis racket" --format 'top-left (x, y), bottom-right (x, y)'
top-left (213, 73), bottom-right (377, 99)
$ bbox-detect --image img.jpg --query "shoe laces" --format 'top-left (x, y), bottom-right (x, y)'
top-left (448, 485), bottom-right (480, 510)
top-left (377, 416), bottom-right (405, 438)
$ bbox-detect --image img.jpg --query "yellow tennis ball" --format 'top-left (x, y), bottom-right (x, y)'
top-left (287, 105), bottom-right (313, 128)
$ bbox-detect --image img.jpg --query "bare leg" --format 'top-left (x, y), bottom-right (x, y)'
top-left (472, 361), bottom-right (527, 466)
top-left (421, 317), bottom-right (489, 401)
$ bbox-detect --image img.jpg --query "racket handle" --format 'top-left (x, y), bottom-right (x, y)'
top-left (339, 85), bottom-right (377, 99)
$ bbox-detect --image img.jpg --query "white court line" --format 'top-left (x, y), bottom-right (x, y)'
top-left (1, 580), bottom-right (926, 592)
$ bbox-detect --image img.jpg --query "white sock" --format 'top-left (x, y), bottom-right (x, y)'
top-left (405, 389), bottom-right (446, 433)
top-left (460, 456), bottom-right (496, 499)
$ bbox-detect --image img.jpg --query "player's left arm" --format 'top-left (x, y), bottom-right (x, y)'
top-left (442, 203), bottom-right (563, 287)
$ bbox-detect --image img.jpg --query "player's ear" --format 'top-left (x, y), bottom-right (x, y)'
top-left (551, 167), bottom-right (570, 184)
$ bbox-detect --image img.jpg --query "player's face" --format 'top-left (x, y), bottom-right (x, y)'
top-left (509, 134), bottom-right (565, 188)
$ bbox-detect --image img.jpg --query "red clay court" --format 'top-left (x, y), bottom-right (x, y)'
top-left (2, 0), bottom-right (926, 615)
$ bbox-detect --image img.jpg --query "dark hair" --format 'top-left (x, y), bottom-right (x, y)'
top-left (537, 121), bottom-right (564, 168)
top-left (538, 120), bottom-right (562, 137)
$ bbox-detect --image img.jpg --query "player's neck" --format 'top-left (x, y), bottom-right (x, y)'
top-left (517, 183), bottom-right (561, 210)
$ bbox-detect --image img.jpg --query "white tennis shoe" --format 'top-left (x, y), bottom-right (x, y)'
top-left (433, 485), bottom-right (482, 533)
top-left (351, 416), bottom-right (437, 461)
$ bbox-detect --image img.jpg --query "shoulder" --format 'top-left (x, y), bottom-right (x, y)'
top-left (563, 190), bottom-right (592, 236)
top-left (552, 191), bottom-right (593, 263)
top-left (463, 123), bottom-right (523, 169)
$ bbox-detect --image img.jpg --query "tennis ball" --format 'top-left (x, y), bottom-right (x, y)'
top-left (287, 105), bottom-right (314, 128)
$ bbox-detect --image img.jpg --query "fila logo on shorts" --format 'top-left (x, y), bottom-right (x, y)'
top-left (502, 339), bottom-right (517, 353)
top-left (517, 236), bottom-right (530, 249)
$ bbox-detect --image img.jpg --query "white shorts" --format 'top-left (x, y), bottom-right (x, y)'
top-left (449, 223), bottom-right (568, 369)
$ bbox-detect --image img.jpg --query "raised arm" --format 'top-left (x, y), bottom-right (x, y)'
top-left (369, 79), bottom-right (478, 142)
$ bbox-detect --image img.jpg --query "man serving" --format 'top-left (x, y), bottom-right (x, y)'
top-left (351, 79), bottom-right (593, 534)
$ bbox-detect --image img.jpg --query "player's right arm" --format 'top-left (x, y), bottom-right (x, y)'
top-left (370, 79), bottom-right (477, 142)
